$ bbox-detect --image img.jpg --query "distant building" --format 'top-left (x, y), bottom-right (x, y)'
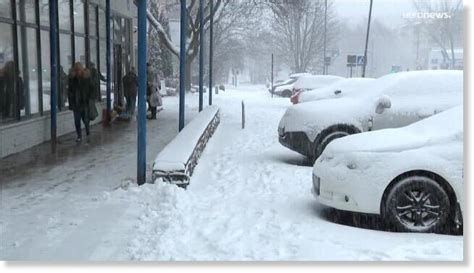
top-left (428, 49), bottom-right (463, 70)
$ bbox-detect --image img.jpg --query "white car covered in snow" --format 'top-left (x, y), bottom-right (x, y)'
top-left (291, 77), bottom-right (375, 104)
top-left (278, 70), bottom-right (463, 162)
top-left (292, 75), bottom-right (343, 96)
top-left (312, 106), bottom-right (463, 233)
top-left (271, 73), bottom-right (311, 97)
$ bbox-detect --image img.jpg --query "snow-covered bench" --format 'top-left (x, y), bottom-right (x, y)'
top-left (152, 105), bottom-right (220, 188)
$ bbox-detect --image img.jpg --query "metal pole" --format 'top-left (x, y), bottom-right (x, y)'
top-left (106, 0), bottom-right (112, 122)
top-left (179, 0), bottom-right (187, 131)
top-left (362, 0), bottom-right (373, 78)
top-left (323, 0), bottom-right (328, 75)
top-left (198, 0), bottom-right (204, 112)
top-left (208, 0), bottom-right (214, 106)
top-left (137, 0), bottom-right (147, 185)
top-left (49, 0), bottom-right (58, 152)
top-left (271, 54), bottom-right (274, 98)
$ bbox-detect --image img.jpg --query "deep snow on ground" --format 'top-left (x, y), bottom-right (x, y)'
top-left (0, 85), bottom-right (463, 261)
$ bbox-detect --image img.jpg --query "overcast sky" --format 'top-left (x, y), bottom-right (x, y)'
top-left (334, 0), bottom-right (418, 27)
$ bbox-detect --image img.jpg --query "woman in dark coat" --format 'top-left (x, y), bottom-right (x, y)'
top-left (68, 62), bottom-right (93, 142)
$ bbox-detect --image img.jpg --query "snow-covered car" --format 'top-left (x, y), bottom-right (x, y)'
top-left (291, 78), bottom-right (375, 104)
top-left (278, 70), bottom-right (463, 162)
top-left (291, 75), bottom-right (343, 98)
top-left (312, 106), bottom-right (463, 233)
top-left (271, 73), bottom-right (311, 97)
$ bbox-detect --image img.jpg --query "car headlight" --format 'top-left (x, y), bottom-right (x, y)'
top-left (278, 127), bottom-right (285, 136)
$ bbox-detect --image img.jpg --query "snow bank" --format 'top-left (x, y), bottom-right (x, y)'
top-left (153, 105), bottom-right (220, 186)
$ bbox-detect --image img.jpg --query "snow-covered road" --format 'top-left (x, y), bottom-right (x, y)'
top-left (0, 85), bottom-right (463, 261)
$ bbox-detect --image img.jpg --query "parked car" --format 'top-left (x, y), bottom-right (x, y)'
top-left (312, 105), bottom-right (463, 233)
top-left (290, 75), bottom-right (344, 99)
top-left (278, 70), bottom-right (463, 162)
top-left (291, 78), bottom-right (375, 104)
top-left (270, 73), bottom-right (311, 97)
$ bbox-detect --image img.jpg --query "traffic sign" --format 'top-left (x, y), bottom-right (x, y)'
top-left (357, 56), bottom-right (365, 66)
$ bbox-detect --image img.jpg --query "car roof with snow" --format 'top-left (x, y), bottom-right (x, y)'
top-left (293, 75), bottom-right (344, 90)
top-left (299, 77), bottom-right (375, 102)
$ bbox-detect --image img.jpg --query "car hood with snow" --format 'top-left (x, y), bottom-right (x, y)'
top-left (323, 105), bottom-right (463, 155)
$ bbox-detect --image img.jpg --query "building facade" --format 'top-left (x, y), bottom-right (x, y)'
top-left (0, 0), bottom-right (137, 158)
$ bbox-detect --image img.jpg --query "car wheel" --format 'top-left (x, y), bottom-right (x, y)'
top-left (282, 90), bottom-right (292, 97)
top-left (313, 128), bottom-right (353, 163)
top-left (383, 175), bottom-right (451, 233)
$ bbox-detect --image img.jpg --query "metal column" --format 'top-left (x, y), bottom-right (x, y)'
top-left (208, 0), bottom-right (214, 106)
top-left (105, 0), bottom-right (112, 122)
top-left (49, 0), bottom-right (59, 152)
top-left (198, 0), bottom-right (204, 112)
top-left (323, 0), bottom-right (328, 75)
top-left (362, 0), bottom-right (374, 78)
top-left (179, 0), bottom-right (187, 131)
top-left (137, 0), bottom-right (148, 185)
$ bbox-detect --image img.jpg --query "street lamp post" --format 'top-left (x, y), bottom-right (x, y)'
top-left (323, 0), bottom-right (328, 75)
top-left (362, 0), bottom-right (374, 78)
top-left (198, 0), bottom-right (204, 112)
top-left (209, 0), bottom-right (214, 106)
top-left (179, 0), bottom-right (187, 131)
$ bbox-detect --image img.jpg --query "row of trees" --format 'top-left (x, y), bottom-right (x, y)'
top-left (146, 0), bottom-right (338, 87)
top-left (145, 0), bottom-right (463, 87)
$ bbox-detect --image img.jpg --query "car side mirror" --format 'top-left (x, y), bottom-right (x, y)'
top-left (375, 95), bottom-right (392, 114)
top-left (334, 90), bottom-right (342, 96)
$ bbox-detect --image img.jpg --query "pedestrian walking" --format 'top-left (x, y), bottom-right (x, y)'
top-left (123, 67), bottom-right (138, 116)
top-left (68, 62), bottom-right (94, 142)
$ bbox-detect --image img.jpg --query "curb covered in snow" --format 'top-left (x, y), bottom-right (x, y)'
top-left (152, 105), bottom-right (220, 187)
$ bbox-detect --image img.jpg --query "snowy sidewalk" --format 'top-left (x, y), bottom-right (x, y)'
top-left (0, 95), bottom-right (200, 260)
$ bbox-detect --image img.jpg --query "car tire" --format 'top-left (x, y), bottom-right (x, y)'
top-left (383, 175), bottom-right (451, 233)
top-left (313, 126), bottom-right (359, 163)
top-left (282, 90), bottom-right (292, 97)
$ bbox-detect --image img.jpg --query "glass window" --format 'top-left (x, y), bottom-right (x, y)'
top-left (40, 30), bottom-right (51, 113)
top-left (16, 0), bottom-right (36, 24)
top-left (99, 39), bottom-right (106, 97)
top-left (0, 23), bottom-right (15, 122)
top-left (39, 0), bottom-right (49, 26)
top-left (73, 0), bottom-right (85, 34)
top-left (58, 0), bottom-right (71, 31)
top-left (89, 5), bottom-right (97, 37)
top-left (0, 0), bottom-right (12, 18)
top-left (59, 34), bottom-right (72, 110)
top-left (113, 16), bottom-right (122, 44)
top-left (17, 26), bottom-right (39, 116)
top-left (98, 8), bottom-right (105, 39)
top-left (75, 36), bottom-right (85, 64)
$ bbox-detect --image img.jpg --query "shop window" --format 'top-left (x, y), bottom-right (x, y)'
top-left (39, 0), bottom-right (49, 26)
top-left (40, 30), bottom-right (51, 112)
top-left (16, 0), bottom-right (36, 24)
top-left (73, 0), bottom-right (85, 34)
top-left (17, 26), bottom-right (39, 116)
top-left (0, 0), bottom-right (12, 19)
top-left (59, 34), bottom-right (72, 110)
top-left (59, 0), bottom-right (71, 31)
top-left (0, 22), bottom-right (15, 122)
top-left (75, 36), bottom-right (85, 65)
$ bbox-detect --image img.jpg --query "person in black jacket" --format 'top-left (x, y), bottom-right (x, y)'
top-left (68, 62), bottom-right (94, 142)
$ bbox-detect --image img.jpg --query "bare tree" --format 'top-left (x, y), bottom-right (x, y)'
top-left (145, 0), bottom-right (227, 89)
top-left (412, 0), bottom-right (463, 69)
top-left (267, 0), bottom-right (337, 73)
